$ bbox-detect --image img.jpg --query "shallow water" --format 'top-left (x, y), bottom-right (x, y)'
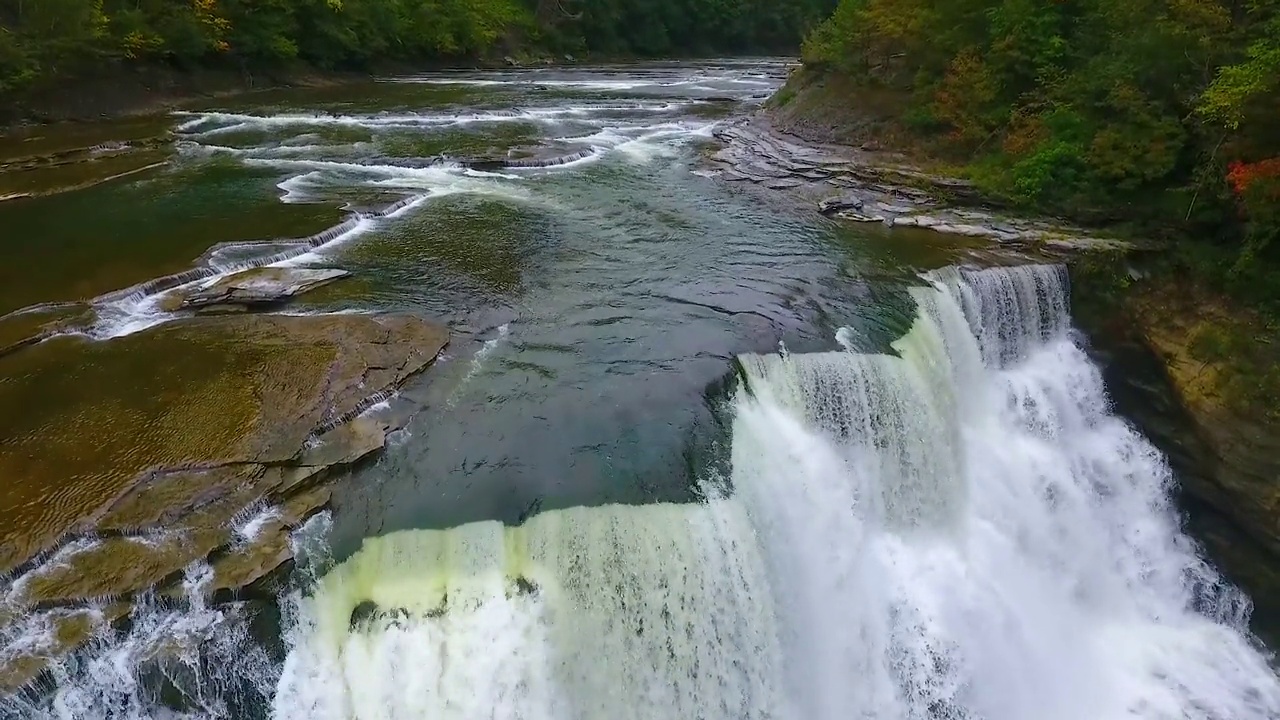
top-left (1, 59), bottom-right (1277, 718)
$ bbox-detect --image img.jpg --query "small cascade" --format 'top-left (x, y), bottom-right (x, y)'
top-left (501, 148), bottom-right (599, 169)
top-left (1, 563), bottom-right (277, 720)
top-left (927, 263), bottom-right (1071, 367)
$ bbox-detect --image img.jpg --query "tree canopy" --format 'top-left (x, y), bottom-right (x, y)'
top-left (800, 0), bottom-right (1280, 295)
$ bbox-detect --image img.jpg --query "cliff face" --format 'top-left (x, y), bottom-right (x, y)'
top-left (1071, 260), bottom-right (1280, 638)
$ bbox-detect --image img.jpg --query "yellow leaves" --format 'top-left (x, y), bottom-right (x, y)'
top-left (1164, 0), bottom-right (1230, 35)
top-left (192, 0), bottom-right (231, 50)
top-left (933, 48), bottom-right (999, 146)
top-left (860, 0), bottom-right (929, 42)
top-left (122, 30), bottom-right (163, 60)
top-left (193, 0), bottom-right (231, 33)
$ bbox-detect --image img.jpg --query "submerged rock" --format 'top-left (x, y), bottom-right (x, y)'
top-left (179, 267), bottom-right (350, 313)
top-left (12, 532), bottom-right (228, 609)
top-left (0, 310), bottom-right (448, 695)
top-left (0, 312), bottom-right (448, 579)
top-left (0, 304), bottom-right (95, 358)
top-left (207, 484), bottom-right (335, 602)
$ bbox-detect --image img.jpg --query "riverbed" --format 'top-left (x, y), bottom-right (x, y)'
top-left (1, 59), bottom-right (1278, 719)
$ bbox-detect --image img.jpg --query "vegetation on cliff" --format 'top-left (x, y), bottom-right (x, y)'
top-left (795, 0), bottom-right (1280, 308)
top-left (0, 0), bottom-right (832, 96)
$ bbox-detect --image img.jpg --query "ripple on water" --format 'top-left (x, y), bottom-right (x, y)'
top-left (0, 324), bottom-right (333, 576)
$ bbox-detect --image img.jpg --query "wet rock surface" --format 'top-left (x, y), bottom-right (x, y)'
top-left (706, 117), bottom-right (1133, 254)
top-left (0, 304), bottom-right (95, 358)
top-left (0, 311), bottom-right (448, 687)
top-left (0, 604), bottom-right (131, 693)
top-left (0, 312), bottom-right (448, 578)
top-left (178, 267), bottom-right (351, 313)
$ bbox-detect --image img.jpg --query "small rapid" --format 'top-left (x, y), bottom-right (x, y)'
top-left (270, 264), bottom-right (1280, 719)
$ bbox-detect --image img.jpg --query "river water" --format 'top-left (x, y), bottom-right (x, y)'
top-left (2, 59), bottom-right (1279, 718)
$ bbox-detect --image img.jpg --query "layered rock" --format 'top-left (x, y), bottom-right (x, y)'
top-left (0, 304), bottom-right (95, 358)
top-left (175, 267), bottom-right (351, 314)
top-left (1121, 284), bottom-right (1280, 557)
top-left (0, 310), bottom-right (448, 692)
top-left (0, 312), bottom-right (447, 579)
top-left (706, 118), bottom-right (1133, 254)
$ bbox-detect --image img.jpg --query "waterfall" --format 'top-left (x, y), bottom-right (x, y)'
top-left (273, 503), bottom-right (788, 720)
top-left (271, 262), bottom-right (1280, 720)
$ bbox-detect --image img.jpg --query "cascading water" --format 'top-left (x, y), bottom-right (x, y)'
top-left (272, 263), bottom-right (1280, 719)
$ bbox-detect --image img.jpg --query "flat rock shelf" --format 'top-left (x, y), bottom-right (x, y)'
top-left (0, 312), bottom-right (448, 692)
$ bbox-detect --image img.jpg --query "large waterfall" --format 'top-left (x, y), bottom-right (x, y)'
top-left (273, 264), bottom-right (1280, 720)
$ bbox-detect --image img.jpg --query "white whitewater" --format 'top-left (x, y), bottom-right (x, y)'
top-left (273, 263), bottom-right (1280, 719)
top-left (274, 502), bottom-right (788, 720)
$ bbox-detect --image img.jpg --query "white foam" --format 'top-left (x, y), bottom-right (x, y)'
top-left (446, 324), bottom-right (511, 408)
top-left (175, 104), bottom-right (686, 140)
top-left (235, 505), bottom-right (285, 544)
top-left (273, 501), bottom-right (788, 720)
top-left (3, 563), bottom-right (278, 720)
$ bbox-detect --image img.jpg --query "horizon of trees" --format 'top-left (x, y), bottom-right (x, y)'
top-left (0, 0), bottom-right (833, 95)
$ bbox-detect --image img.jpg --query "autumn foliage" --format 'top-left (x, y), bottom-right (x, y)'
top-left (799, 0), bottom-right (1280, 279)
top-left (1228, 159), bottom-right (1280, 196)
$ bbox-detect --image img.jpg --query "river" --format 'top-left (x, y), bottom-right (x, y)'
top-left (1, 59), bottom-right (1278, 719)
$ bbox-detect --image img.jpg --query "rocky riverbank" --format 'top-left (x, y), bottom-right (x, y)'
top-left (0, 310), bottom-right (448, 692)
top-left (703, 117), bottom-right (1133, 255)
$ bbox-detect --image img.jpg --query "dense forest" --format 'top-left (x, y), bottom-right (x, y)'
top-left (797, 0), bottom-right (1280, 303)
top-left (0, 0), bottom-right (830, 93)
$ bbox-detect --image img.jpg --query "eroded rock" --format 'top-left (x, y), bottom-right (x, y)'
top-left (0, 305), bottom-right (95, 358)
top-left (709, 117), bottom-right (1133, 253)
top-left (0, 604), bottom-right (130, 693)
top-left (207, 484), bottom-right (335, 601)
top-left (179, 267), bottom-right (350, 313)
top-left (0, 312), bottom-right (448, 578)
top-left (11, 532), bottom-right (227, 609)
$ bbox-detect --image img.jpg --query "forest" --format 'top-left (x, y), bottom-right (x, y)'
top-left (798, 0), bottom-right (1280, 303)
top-left (0, 0), bottom-right (830, 93)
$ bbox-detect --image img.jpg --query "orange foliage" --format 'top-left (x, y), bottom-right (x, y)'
top-left (1003, 111), bottom-right (1047, 156)
top-left (1227, 158), bottom-right (1280, 196)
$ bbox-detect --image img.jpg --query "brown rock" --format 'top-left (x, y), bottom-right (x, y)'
top-left (12, 530), bottom-right (227, 608)
top-left (207, 484), bottom-right (334, 599)
top-left (0, 312), bottom-right (448, 577)
top-left (179, 267), bottom-right (351, 312)
top-left (0, 603), bottom-right (130, 693)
